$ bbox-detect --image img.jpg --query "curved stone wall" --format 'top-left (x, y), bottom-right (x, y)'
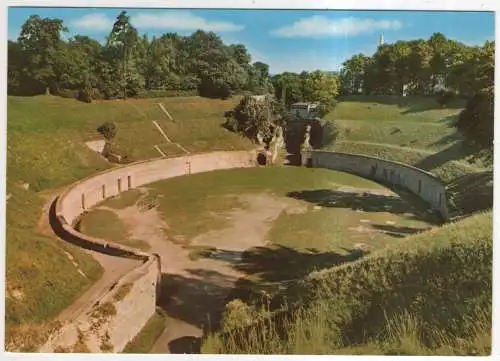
top-left (44, 147), bottom-right (445, 352)
top-left (303, 150), bottom-right (449, 220)
top-left (43, 150), bottom-right (257, 353)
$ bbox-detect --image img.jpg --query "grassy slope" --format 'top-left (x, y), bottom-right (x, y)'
top-left (202, 211), bottom-right (492, 355)
top-left (5, 95), bottom-right (251, 350)
top-left (325, 96), bottom-right (487, 183)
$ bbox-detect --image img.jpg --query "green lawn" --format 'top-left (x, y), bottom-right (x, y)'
top-left (329, 95), bottom-right (464, 124)
top-left (139, 166), bottom-right (388, 240)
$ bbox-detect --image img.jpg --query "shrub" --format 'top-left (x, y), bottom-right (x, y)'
top-left (436, 90), bottom-right (456, 107)
top-left (77, 89), bottom-right (93, 103)
top-left (97, 122), bottom-right (117, 141)
top-left (314, 101), bottom-right (338, 118)
top-left (456, 87), bottom-right (493, 164)
top-left (58, 89), bottom-right (78, 99)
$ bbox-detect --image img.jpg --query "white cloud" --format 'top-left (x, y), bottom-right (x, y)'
top-left (132, 11), bottom-right (243, 32)
top-left (270, 16), bottom-right (403, 38)
top-left (70, 11), bottom-right (244, 33)
top-left (70, 13), bottom-right (114, 31)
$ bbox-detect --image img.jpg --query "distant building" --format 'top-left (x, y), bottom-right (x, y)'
top-left (379, 34), bottom-right (385, 46)
top-left (289, 102), bottom-right (319, 120)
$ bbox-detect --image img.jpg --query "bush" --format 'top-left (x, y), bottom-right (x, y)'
top-left (57, 89), bottom-right (78, 99)
top-left (456, 87), bottom-right (493, 163)
top-left (77, 89), bottom-right (93, 103)
top-left (314, 101), bottom-right (338, 118)
top-left (97, 122), bottom-right (117, 141)
top-left (436, 90), bottom-right (456, 107)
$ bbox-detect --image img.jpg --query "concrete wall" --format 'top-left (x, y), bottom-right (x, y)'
top-left (304, 150), bottom-right (449, 220)
top-left (43, 150), bottom-right (256, 353)
top-left (59, 151), bottom-right (256, 226)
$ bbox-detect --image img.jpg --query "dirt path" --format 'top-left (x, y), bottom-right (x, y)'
top-left (102, 192), bottom-right (307, 353)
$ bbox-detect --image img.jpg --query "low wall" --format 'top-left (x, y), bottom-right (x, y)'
top-left (42, 150), bottom-right (257, 353)
top-left (303, 150), bottom-right (449, 220)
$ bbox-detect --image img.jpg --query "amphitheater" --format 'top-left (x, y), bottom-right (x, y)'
top-left (35, 142), bottom-right (450, 353)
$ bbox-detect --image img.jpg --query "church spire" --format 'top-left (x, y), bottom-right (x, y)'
top-left (378, 34), bottom-right (385, 46)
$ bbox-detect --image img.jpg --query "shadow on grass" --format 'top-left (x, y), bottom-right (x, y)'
top-left (446, 171), bottom-right (493, 217)
top-left (431, 132), bottom-right (462, 148)
top-left (337, 95), bottom-right (464, 113)
top-left (237, 245), bottom-right (366, 283)
top-left (168, 336), bottom-right (202, 354)
top-left (287, 188), bottom-right (442, 224)
top-left (370, 224), bottom-right (429, 238)
top-left (288, 189), bottom-right (408, 214)
top-left (413, 141), bottom-right (468, 172)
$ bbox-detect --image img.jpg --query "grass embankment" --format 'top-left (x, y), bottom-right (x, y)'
top-left (325, 96), bottom-right (487, 183)
top-left (123, 312), bottom-right (166, 353)
top-left (202, 211), bottom-right (492, 355)
top-left (5, 94), bottom-right (251, 351)
top-left (5, 181), bottom-right (103, 351)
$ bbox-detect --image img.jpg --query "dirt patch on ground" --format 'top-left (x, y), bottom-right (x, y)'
top-left (96, 192), bottom-right (306, 353)
top-left (336, 186), bottom-right (397, 197)
top-left (84, 140), bottom-right (106, 154)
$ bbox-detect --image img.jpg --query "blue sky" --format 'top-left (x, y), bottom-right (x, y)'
top-left (8, 8), bottom-right (495, 74)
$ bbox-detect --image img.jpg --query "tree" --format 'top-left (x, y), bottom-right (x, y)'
top-left (97, 122), bottom-right (117, 141)
top-left (226, 95), bottom-right (285, 143)
top-left (339, 54), bottom-right (369, 95)
top-left (303, 70), bottom-right (339, 115)
top-left (105, 11), bottom-right (144, 97)
top-left (456, 87), bottom-right (493, 163)
top-left (18, 15), bottom-right (67, 94)
top-left (272, 72), bottom-right (303, 106)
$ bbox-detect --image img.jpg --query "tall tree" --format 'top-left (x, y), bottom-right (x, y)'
top-left (105, 11), bottom-right (144, 97)
top-left (339, 54), bottom-right (369, 95)
top-left (18, 15), bottom-right (67, 94)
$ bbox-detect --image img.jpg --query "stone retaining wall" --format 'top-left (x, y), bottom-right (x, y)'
top-left (303, 150), bottom-right (449, 220)
top-left (43, 150), bottom-right (257, 353)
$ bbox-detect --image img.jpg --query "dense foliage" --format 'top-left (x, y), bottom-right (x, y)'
top-left (456, 87), bottom-right (494, 163)
top-left (339, 33), bottom-right (494, 98)
top-left (224, 95), bottom-right (285, 143)
top-left (271, 70), bottom-right (339, 113)
top-left (97, 122), bottom-right (117, 141)
top-left (8, 12), bottom-right (274, 100)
